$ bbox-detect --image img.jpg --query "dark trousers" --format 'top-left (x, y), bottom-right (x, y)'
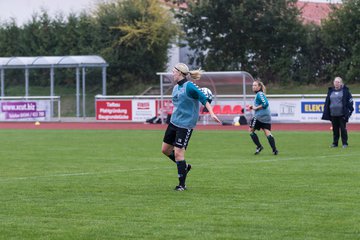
top-left (331, 116), bottom-right (348, 146)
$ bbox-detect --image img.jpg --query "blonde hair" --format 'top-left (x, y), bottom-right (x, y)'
top-left (254, 79), bottom-right (266, 94)
top-left (174, 63), bottom-right (203, 81)
top-left (334, 76), bottom-right (343, 85)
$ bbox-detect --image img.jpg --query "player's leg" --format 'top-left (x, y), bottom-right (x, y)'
top-left (264, 128), bottom-right (278, 155)
top-left (162, 143), bottom-right (175, 162)
top-left (249, 117), bottom-right (263, 154)
top-left (174, 147), bottom-right (187, 190)
top-left (162, 123), bottom-right (176, 162)
top-left (173, 127), bottom-right (193, 190)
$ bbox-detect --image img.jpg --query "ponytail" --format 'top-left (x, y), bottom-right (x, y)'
top-left (189, 69), bottom-right (203, 81)
top-left (254, 79), bottom-right (266, 94)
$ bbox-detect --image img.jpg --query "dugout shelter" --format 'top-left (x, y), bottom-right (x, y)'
top-left (0, 55), bottom-right (108, 118)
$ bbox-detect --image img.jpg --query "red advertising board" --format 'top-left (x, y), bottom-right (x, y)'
top-left (96, 100), bottom-right (132, 121)
top-left (156, 99), bottom-right (173, 115)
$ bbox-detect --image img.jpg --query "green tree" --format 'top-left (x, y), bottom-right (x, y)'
top-left (20, 11), bottom-right (58, 56)
top-left (0, 20), bottom-right (22, 56)
top-left (0, 20), bottom-right (24, 85)
top-left (178, 0), bottom-right (307, 83)
top-left (321, 0), bottom-right (360, 83)
top-left (0, 0), bottom-right (179, 93)
top-left (292, 23), bottom-right (325, 83)
top-left (94, 0), bottom-right (179, 94)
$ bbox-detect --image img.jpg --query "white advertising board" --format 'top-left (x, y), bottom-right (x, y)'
top-left (0, 100), bottom-right (51, 121)
top-left (268, 98), bottom-right (360, 123)
top-left (131, 99), bottom-right (156, 122)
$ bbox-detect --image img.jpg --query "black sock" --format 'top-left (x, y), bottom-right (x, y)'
top-left (250, 132), bottom-right (261, 148)
top-left (176, 160), bottom-right (187, 187)
top-left (167, 150), bottom-right (176, 163)
top-left (267, 135), bottom-right (277, 152)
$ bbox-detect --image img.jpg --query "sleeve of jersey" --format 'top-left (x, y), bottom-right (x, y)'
top-left (258, 92), bottom-right (269, 109)
top-left (186, 82), bottom-right (208, 105)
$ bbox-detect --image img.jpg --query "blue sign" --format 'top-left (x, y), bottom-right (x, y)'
top-left (301, 102), bottom-right (325, 113)
top-left (356, 102), bottom-right (360, 113)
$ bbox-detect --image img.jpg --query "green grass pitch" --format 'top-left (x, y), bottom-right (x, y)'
top-left (0, 129), bottom-right (359, 239)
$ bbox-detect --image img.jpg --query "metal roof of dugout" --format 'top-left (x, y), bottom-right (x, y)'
top-left (0, 55), bottom-right (108, 117)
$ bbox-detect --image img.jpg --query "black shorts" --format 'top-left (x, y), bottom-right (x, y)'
top-left (163, 122), bottom-right (193, 149)
top-left (249, 117), bottom-right (271, 131)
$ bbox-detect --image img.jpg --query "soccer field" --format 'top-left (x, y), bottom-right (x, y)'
top-left (0, 129), bottom-right (359, 239)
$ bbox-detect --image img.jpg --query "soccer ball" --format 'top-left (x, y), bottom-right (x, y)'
top-left (233, 116), bottom-right (240, 125)
top-left (201, 87), bottom-right (213, 102)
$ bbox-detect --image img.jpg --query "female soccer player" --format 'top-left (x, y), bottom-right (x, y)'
top-left (161, 63), bottom-right (221, 191)
top-left (248, 80), bottom-right (278, 155)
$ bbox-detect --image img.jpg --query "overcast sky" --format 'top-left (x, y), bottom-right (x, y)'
top-left (0, 0), bottom-right (344, 26)
top-left (0, 0), bottom-right (98, 26)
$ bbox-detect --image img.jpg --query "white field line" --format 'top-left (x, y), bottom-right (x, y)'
top-left (0, 153), bottom-right (357, 182)
top-left (243, 153), bottom-right (358, 164)
top-left (0, 166), bottom-right (174, 182)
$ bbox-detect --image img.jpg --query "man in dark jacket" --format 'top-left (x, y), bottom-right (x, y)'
top-left (322, 77), bottom-right (354, 148)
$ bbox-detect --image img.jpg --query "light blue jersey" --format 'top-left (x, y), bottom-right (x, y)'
top-left (171, 80), bottom-right (208, 129)
top-left (253, 91), bottom-right (271, 123)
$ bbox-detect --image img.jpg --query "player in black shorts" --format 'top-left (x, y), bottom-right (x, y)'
top-left (248, 80), bottom-right (278, 155)
top-left (161, 63), bottom-right (221, 191)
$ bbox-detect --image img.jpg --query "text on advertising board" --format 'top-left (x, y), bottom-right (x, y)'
top-left (301, 102), bottom-right (325, 113)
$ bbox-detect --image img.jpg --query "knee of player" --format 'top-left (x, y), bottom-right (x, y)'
top-left (161, 147), bottom-right (171, 156)
top-left (265, 131), bottom-right (272, 137)
top-left (174, 151), bottom-right (185, 160)
top-left (161, 149), bottom-right (167, 155)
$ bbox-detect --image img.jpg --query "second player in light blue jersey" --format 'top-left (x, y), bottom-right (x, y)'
top-left (248, 80), bottom-right (278, 155)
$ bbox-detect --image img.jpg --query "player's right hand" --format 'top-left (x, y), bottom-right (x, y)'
top-left (211, 114), bottom-right (222, 124)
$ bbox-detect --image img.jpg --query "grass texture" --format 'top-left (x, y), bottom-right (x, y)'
top-left (0, 129), bottom-right (359, 239)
